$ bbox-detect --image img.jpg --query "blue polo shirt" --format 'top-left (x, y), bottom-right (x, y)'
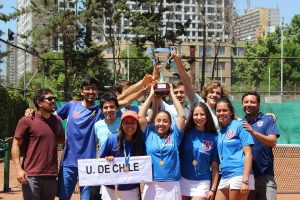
top-left (56, 101), bottom-right (104, 167)
top-left (243, 112), bottom-right (280, 176)
top-left (217, 120), bottom-right (254, 179)
top-left (180, 128), bottom-right (219, 180)
top-left (143, 123), bottom-right (184, 181)
top-left (100, 134), bottom-right (145, 191)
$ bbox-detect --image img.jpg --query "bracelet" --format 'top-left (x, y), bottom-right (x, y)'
top-left (210, 189), bottom-right (216, 193)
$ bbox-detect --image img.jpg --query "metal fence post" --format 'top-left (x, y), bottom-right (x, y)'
top-left (4, 138), bottom-right (11, 192)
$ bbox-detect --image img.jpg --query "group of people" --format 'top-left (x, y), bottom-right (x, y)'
top-left (11, 50), bottom-right (280, 200)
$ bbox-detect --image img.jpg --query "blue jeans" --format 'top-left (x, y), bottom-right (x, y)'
top-left (57, 166), bottom-right (90, 200)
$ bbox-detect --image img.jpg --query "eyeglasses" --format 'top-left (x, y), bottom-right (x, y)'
top-left (43, 96), bottom-right (57, 101)
top-left (83, 86), bottom-right (98, 91)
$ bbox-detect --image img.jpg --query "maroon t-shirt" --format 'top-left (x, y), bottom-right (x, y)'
top-left (14, 112), bottom-right (62, 176)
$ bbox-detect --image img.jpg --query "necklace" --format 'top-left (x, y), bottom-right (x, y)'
top-left (191, 129), bottom-right (205, 175)
top-left (123, 140), bottom-right (133, 173)
top-left (158, 134), bottom-right (170, 167)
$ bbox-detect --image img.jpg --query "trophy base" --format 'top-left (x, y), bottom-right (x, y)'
top-left (154, 83), bottom-right (170, 95)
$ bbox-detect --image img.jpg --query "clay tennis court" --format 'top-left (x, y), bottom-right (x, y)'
top-left (0, 145), bottom-right (299, 200)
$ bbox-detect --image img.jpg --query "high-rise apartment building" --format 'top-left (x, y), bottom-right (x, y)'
top-left (6, 37), bottom-right (18, 86)
top-left (16, 0), bottom-right (76, 77)
top-left (95, 0), bottom-right (233, 42)
top-left (234, 7), bottom-right (280, 42)
top-left (96, 0), bottom-right (234, 90)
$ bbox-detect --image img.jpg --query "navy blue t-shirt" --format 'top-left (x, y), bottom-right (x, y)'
top-left (100, 134), bottom-right (145, 190)
top-left (243, 112), bottom-right (280, 176)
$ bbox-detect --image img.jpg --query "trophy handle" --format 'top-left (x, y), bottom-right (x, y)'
top-left (146, 47), bottom-right (175, 65)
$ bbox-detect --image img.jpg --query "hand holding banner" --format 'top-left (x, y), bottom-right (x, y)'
top-left (78, 156), bottom-right (153, 186)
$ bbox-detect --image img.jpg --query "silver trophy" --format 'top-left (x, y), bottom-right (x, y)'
top-left (146, 46), bottom-right (176, 95)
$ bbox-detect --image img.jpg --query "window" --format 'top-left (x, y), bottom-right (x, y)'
top-left (218, 46), bottom-right (225, 55)
top-left (199, 46), bottom-right (212, 56)
top-left (217, 62), bottom-right (225, 70)
top-left (107, 47), bottom-right (113, 54)
top-left (169, 62), bottom-right (177, 72)
top-left (204, 61), bottom-right (212, 72)
top-left (184, 15), bottom-right (190, 20)
top-left (238, 47), bottom-right (245, 56)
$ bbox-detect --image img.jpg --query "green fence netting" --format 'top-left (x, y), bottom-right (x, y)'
top-left (55, 101), bottom-right (300, 144)
top-left (233, 102), bottom-right (300, 144)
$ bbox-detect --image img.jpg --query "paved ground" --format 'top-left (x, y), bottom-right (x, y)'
top-left (1, 145), bottom-right (300, 200)
top-left (0, 160), bottom-right (80, 200)
top-left (1, 161), bottom-right (300, 200)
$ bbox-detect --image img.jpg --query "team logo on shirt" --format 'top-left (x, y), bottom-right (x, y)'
top-left (166, 135), bottom-right (171, 143)
top-left (202, 140), bottom-right (213, 151)
top-left (257, 121), bottom-right (263, 127)
top-left (73, 111), bottom-right (80, 118)
top-left (225, 130), bottom-right (235, 139)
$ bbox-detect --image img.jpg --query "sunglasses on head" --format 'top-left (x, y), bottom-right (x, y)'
top-left (43, 96), bottom-right (57, 101)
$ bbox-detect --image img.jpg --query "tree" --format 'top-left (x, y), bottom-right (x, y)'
top-left (232, 14), bottom-right (300, 93)
top-left (119, 44), bottom-right (153, 83)
top-left (22, 0), bottom-right (113, 100)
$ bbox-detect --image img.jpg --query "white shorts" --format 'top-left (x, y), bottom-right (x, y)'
top-left (180, 177), bottom-right (210, 197)
top-left (101, 185), bottom-right (140, 200)
top-left (142, 181), bottom-right (181, 200)
top-left (218, 175), bottom-right (255, 190)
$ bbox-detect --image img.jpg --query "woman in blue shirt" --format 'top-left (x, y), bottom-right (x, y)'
top-left (100, 110), bottom-right (145, 200)
top-left (180, 102), bottom-right (219, 200)
top-left (138, 84), bottom-right (186, 200)
top-left (215, 98), bottom-right (254, 200)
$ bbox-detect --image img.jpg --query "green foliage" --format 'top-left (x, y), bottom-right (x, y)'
top-left (23, 1), bottom-right (114, 100)
top-left (232, 15), bottom-right (300, 93)
top-left (120, 44), bottom-right (153, 83)
top-left (0, 86), bottom-right (28, 138)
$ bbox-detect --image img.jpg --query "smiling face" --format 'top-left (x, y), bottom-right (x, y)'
top-left (102, 100), bottom-right (118, 123)
top-left (122, 117), bottom-right (138, 140)
top-left (193, 106), bottom-right (207, 131)
top-left (216, 102), bottom-right (233, 127)
top-left (206, 87), bottom-right (222, 108)
top-left (38, 93), bottom-right (56, 113)
top-left (80, 83), bottom-right (99, 103)
top-left (154, 112), bottom-right (171, 136)
top-left (242, 95), bottom-right (260, 116)
top-left (173, 85), bottom-right (186, 104)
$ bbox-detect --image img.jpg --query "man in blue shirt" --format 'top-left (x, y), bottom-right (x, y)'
top-left (241, 91), bottom-right (280, 200)
top-left (57, 76), bottom-right (103, 200)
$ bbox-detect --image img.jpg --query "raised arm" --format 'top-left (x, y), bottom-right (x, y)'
top-left (117, 74), bottom-right (154, 101)
top-left (169, 84), bottom-right (186, 131)
top-left (138, 85), bottom-right (155, 132)
top-left (172, 49), bottom-right (196, 102)
top-left (118, 86), bottom-right (150, 108)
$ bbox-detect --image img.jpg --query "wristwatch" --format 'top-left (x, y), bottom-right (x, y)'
top-left (242, 179), bottom-right (249, 185)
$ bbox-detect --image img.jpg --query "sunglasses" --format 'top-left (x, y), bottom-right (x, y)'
top-left (43, 96), bottom-right (57, 101)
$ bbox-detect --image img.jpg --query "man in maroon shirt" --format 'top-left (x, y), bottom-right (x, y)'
top-left (11, 88), bottom-right (63, 200)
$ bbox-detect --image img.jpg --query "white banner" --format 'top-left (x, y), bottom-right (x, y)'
top-left (78, 156), bottom-right (153, 186)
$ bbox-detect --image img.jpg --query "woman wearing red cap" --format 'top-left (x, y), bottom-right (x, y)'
top-left (100, 110), bottom-right (145, 200)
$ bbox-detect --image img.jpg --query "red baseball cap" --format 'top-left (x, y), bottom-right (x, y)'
top-left (121, 110), bottom-right (138, 121)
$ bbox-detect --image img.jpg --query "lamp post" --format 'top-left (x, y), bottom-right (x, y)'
top-left (280, 17), bottom-right (284, 96)
top-left (126, 37), bottom-right (130, 81)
